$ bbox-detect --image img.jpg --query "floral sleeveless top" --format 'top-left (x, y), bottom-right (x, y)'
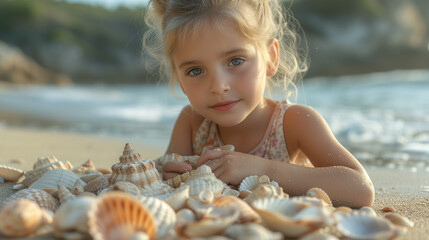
top-left (192, 100), bottom-right (293, 162)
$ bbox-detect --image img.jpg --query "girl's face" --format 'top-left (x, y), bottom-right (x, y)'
top-left (172, 20), bottom-right (269, 127)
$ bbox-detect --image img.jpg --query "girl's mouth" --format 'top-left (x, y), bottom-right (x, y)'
top-left (210, 100), bottom-right (240, 112)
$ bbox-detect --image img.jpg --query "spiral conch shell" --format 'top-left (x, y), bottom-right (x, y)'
top-left (88, 192), bottom-right (157, 240)
top-left (0, 199), bottom-right (53, 238)
top-left (109, 143), bottom-right (163, 189)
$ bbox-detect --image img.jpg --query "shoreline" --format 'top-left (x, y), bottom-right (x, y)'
top-left (0, 126), bottom-right (428, 239)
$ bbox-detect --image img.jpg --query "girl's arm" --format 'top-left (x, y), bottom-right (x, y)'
top-left (276, 104), bottom-right (375, 207)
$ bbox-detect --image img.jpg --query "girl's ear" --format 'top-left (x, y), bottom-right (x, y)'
top-left (266, 39), bottom-right (279, 77)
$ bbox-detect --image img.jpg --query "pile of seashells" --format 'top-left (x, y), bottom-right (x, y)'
top-left (0, 143), bottom-right (415, 240)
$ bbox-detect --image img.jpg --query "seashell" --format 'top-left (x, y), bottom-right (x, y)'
top-left (358, 206), bottom-right (377, 217)
top-left (180, 165), bottom-right (226, 196)
top-left (337, 212), bottom-right (400, 240)
top-left (57, 184), bottom-right (76, 204)
top-left (186, 190), bottom-right (215, 217)
top-left (161, 185), bottom-right (190, 211)
top-left (224, 223), bottom-right (283, 240)
top-left (243, 184), bottom-right (286, 204)
top-left (0, 164), bottom-right (25, 182)
top-left (306, 187), bottom-right (333, 207)
top-left (139, 196), bottom-right (177, 240)
top-left (53, 196), bottom-right (98, 237)
top-left (88, 191), bottom-right (157, 240)
top-left (129, 232), bottom-right (150, 240)
top-left (80, 171), bottom-right (103, 183)
top-left (383, 213), bottom-right (414, 228)
top-left (97, 168), bottom-right (112, 175)
top-left (222, 187), bottom-right (240, 197)
top-left (213, 195), bottom-right (261, 223)
top-left (183, 206), bottom-right (239, 238)
top-left (0, 199), bottom-right (53, 238)
top-left (238, 190), bottom-right (252, 199)
top-left (72, 159), bottom-right (97, 174)
top-left (299, 232), bottom-right (340, 240)
top-left (176, 208), bottom-right (196, 229)
top-left (84, 174), bottom-right (111, 194)
top-left (107, 181), bottom-right (141, 196)
top-left (1, 188), bottom-right (59, 211)
top-left (251, 197), bottom-right (332, 238)
top-left (0, 176), bottom-right (3, 184)
top-left (71, 179), bottom-right (85, 195)
top-left (154, 153), bottom-right (197, 173)
top-left (32, 156), bottom-right (71, 171)
top-left (109, 143), bottom-right (163, 188)
top-left (139, 181), bottom-right (174, 198)
top-left (29, 168), bottom-right (86, 191)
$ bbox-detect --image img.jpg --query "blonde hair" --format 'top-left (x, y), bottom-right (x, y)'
top-left (143, 0), bottom-right (307, 99)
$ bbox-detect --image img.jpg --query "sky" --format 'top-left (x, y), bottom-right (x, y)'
top-left (65, 0), bottom-right (149, 9)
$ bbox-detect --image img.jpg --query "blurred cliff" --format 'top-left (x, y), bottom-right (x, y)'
top-left (0, 0), bottom-right (428, 84)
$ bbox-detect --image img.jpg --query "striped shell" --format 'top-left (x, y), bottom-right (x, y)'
top-left (109, 143), bottom-right (162, 188)
top-left (72, 159), bottom-right (97, 174)
top-left (306, 187), bottom-right (333, 207)
top-left (179, 165), bottom-right (225, 196)
top-left (1, 188), bottom-right (59, 211)
top-left (0, 199), bottom-right (53, 238)
top-left (139, 196), bottom-right (177, 240)
top-left (57, 184), bottom-right (76, 204)
top-left (29, 168), bottom-right (86, 190)
top-left (0, 164), bottom-right (24, 182)
top-left (88, 192), bottom-right (157, 240)
top-left (84, 174), bottom-right (111, 194)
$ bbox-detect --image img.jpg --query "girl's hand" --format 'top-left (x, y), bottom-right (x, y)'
top-left (196, 150), bottom-right (268, 185)
top-left (161, 162), bottom-right (192, 181)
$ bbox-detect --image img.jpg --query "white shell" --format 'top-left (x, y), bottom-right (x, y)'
top-left (0, 164), bottom-right (25, 182)
top-left (53, 196), bottom-right (98, 235)
top-left (1, 188), bottom-right (59, 212)
top-left (337, 212), bottom-right (400, 240)
top-left (29, 169), bottom-right (86, 190)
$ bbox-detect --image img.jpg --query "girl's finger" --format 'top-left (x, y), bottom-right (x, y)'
top-left (196, 149), bottom-right (226, 167)
top-left (205, 159), bottom-right (224, 172)
top-left (163, 172), bottom-right (179, 181)
top-left (163, 162), bottom-right (192, 173)
top-left (212, 165), bottom-right (225, 179)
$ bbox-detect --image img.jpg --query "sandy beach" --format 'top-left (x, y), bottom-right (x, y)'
top-left (0, 126), bottom-right (428, 239)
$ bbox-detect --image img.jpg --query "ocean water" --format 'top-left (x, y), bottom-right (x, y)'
top-left (0, 69), bottom-right (428, 171)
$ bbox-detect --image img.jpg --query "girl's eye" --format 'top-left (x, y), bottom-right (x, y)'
top-left (228, 58), bottom-right (244, 67)
top-left (188, 68), bottom-right (203, 76)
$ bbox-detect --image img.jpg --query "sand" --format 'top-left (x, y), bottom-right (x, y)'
top-left (0, 126), bottom-right (428, 240)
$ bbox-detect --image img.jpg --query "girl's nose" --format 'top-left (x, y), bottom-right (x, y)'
top-left (209, 69), bottom-right (231, 94)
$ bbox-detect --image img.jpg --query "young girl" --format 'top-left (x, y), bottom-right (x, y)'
top-left (143, 0), bottom-right (374, 208)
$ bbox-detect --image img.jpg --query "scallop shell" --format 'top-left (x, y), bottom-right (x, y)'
top-left (84, 174), bottom-right (111, 194)
top-left (88, 191), bottom-right (157, 240)
top-left (182, 206), bottom-right (239, 238)
top-left (212, 195), bottom-right (261, 223)
top-left (0, 164), bottom-right (24, 182)
top-left (1, 188), bottom-right (59, 211)
top-left (251, 197), bottom-right (332, 238)
top-left (139, 181), bottom-right (174, 198)
top-left (337, 212), bottom-right (400, 240)
top-left (53, 196), bottom-right (98, 237)
top-left (224, 223), bottom-right (283, 240)
top-left (239, 175), bottom-right (267, 192)
top-left (29, 168), bottom-right (86, 190)
top-left (0, 199), bottom-right (53, 238)
top-left (110, 143), bottom-right (163, 188)
top-left (139, 196), bottom-right (177, 240)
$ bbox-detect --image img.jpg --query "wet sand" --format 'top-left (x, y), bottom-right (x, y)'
top-left (0, 126), bottom-right (428, 239)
